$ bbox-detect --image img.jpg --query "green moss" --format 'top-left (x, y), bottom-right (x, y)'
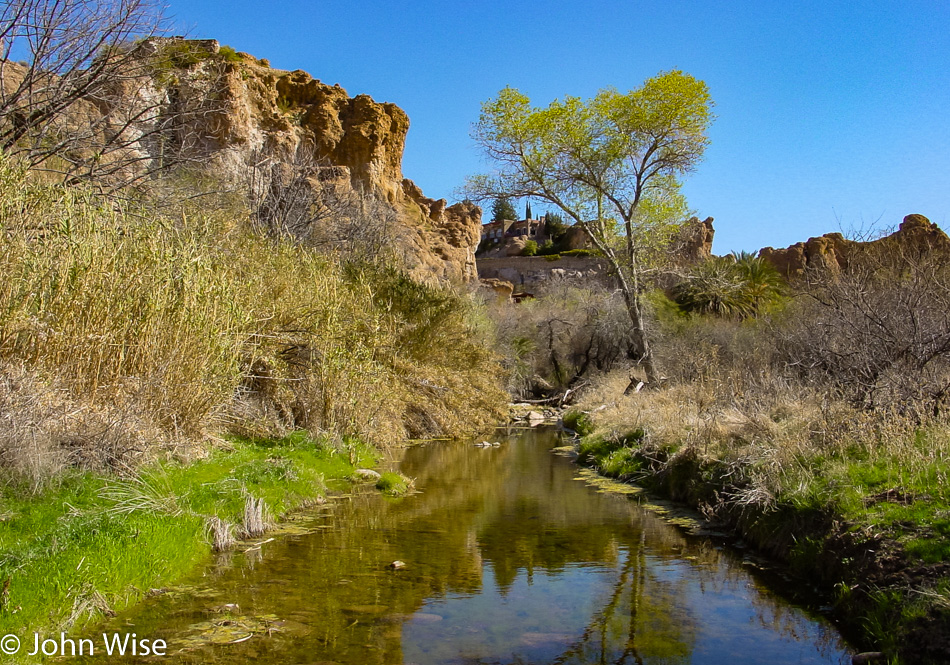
top-left (562, 410), bottom-right (594, 436)
top-left (575, 429), bottom-right (644, 467)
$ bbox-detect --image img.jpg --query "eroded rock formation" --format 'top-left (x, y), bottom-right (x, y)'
top-left (8, 38), bottom-right (481, 284)
top-left (759, 214), bottom-right (949, 280)
top-left (164, 40), bottom-right (480, 283)
top-left (672, 217), bottom-right (715, 264)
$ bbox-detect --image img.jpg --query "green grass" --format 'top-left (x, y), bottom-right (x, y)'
top-left (0, 432), bottom-right (376, 634)
top-left (375, 472), bottom-right (412, 497)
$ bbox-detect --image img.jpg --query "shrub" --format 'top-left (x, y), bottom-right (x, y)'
top-left (487, 282), bottom-right (637, 394)
top-left (522, 239), bottom-right (538, 256)
top-left (672, 253), bottom-right (785, 319)
top-left (218, 45), bottom-right (243, 63)
top-left (779, 240), bottom-right (950, 415)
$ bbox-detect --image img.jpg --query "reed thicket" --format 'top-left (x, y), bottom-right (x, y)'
top-left (0, 158), bottom-right (505, 489)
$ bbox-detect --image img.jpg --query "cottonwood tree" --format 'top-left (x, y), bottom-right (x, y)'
top-left (467, 70), bottom-right (714, 384)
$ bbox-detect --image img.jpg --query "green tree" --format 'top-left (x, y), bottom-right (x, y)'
top-left (467, 70), bottom-right (714, 384)
top-left (491, 197), bottom-right (517, 222)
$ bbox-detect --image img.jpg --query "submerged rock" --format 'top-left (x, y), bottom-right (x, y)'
top-left (353, 468), bottom-right (381, 481)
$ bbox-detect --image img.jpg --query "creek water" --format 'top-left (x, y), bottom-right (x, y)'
top-left (79, 427), bottom-right (852, 664)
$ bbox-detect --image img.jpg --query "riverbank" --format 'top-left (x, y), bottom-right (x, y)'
top-left (564, 375), bottom-right (950, 665)
top-left (55, 428), bottom-right (853, 664)
top-left (0, 431), bottom-right (381, 637)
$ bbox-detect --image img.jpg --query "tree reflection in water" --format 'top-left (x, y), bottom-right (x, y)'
top-left (79, 427), bottom-right (850, 665)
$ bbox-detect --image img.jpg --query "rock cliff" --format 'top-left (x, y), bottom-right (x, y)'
top-left (759, 214), bottom-right (949, 280)
top-left (23, 38), bottom-right (480, 283)
top-left (163, 39), bottom-right (480, 283)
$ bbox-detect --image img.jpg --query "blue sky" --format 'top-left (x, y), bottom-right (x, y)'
top-left (164, 1), bottom-right (949, 253)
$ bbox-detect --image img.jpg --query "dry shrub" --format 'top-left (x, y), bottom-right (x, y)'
top-left (487, 281), bottom-right (636, 396)
top-left (577, 293), bottom-right (950, 513)
top-left (0, 361), bottom-right (164, 492)
top-left (778, 240), bottom-right (950, 418)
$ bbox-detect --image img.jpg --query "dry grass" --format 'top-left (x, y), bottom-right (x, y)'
top-left (575, 307), bottom-right (950, 518)
top-left (0, 157), bottom-right (506, 487)
top-left (240, 495), bottom-right (269, 538)
top-left (205, 516), bottom-right (237, 552)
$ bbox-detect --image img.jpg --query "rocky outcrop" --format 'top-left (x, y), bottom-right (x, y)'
top-left (161, 40), bottom-right (482, 283)
top-left (17, 37), bottom-right (480, 284)
top-left (479, 278), bottom-right (515, 302)
top-left (672, 217), bottom-right (715, 264)
top-left (561, 226), bottom-right (592, 251)
top-left (759, 214), bottom-right (949, 280)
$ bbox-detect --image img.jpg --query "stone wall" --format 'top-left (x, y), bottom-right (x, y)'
top-left (477, 256), bottom-right (611, 289)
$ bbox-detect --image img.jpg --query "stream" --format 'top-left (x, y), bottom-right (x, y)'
top-left (79, 427), bottom-right (852, 664)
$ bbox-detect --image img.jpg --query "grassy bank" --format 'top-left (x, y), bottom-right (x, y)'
top-left (566, 373), bottom-right (950, 664)
top-left (0, 158), bottom-right (504, 481)
top-left (0, 431), bottom-right (377, 635)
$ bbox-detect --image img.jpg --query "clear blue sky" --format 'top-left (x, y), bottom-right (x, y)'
top-left (164, 0), bottom-right (949, 253)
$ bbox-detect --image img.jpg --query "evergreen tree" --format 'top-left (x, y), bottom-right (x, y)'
top-left (526, 201), bottom-right (533, 220)
top-left (491, 197), bottom-right (517, 222)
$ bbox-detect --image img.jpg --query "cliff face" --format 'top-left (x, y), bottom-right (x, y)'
top-left (671, 216), bottom-right (715, 264)
top-left (81, 38), bottom-right (480, 283)
top-left (759, 214), bottom-right (949, 280)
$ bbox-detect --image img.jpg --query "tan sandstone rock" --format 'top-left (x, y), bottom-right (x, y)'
top-left (4, 38), bottom-right (481, 284)
top-left (759, 214), bottom-right (950, 280)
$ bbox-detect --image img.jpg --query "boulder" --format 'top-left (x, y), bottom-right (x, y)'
top-left (480, 278), bottom-right (514, 301)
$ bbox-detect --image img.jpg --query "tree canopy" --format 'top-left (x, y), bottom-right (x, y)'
top-left (467, 70), bottom-right (714, 383)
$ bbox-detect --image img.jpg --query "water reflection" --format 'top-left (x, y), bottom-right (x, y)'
top-left (79, 428), bottom-right (850, 664)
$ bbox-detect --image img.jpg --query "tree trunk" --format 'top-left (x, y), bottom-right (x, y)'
top-left (614, 266), bottom-right (659, 386)
top-left (575, 222), bottom-right (658, 386)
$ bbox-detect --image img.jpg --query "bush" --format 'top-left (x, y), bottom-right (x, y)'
top-left (672, 252), bottom-right (785, 318)
top-left (487, 282), bottom-right (638, 394)
top-left (779, 241), bottom-right (950, 415)
top-left (218, 45), bottom-right (243, 63)
top-left (522, 239), bottom-right (538, 256)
